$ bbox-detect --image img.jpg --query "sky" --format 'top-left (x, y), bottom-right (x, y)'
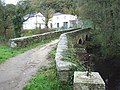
top-left (3, 0), bottom-right (19, 5)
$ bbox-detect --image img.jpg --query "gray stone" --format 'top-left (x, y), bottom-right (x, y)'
top-left (74, 71), bottom-right (105, 90)
top-left (55, 53), bottom-right (62, 60)
top-left (10, 41), bottom-right (17, 48)
top-left (56, 47), bottom-right (66, 53)
top-left (56, 60), bottom-right (76, 82)
top-left (57, 44), bottom-right (67, 49)
top-left (75, 48), bottom-right (87, 53)
top-left (56, 60), bottom-right (76, 71)
top-left (57, 70), bottom-right (69, 82)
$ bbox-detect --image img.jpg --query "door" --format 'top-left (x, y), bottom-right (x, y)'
top-left (63, 22), bottom-right (68, 29)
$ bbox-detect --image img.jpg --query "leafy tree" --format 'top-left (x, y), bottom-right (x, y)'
top-left (37, 0), bottom-right (55, 29)
top-left (75, 0), bottom-right (120, 57)
top-left (12, 0), bottom-right (35, 38)
top-left (0, 1), bottom-right (16, 41)
top-left (47, 0), bottom-right (80, 15)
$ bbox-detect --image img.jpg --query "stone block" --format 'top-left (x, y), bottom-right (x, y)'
top-left (10, 41), bottom-right (17, 48)
top-left (57, 70), bottom-right (69, 82)
top-left (74, 71), bottom-right (105, 90)
top-left (56, 46), bottom-right (66, 53)
top-left (55, 45), bottom-right (77, 83)
top-left (56, 60), bottom-right (76, 71)
top-left (56, 59), bottom-right (76, 83)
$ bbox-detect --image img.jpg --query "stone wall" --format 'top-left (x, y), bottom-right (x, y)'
top-left (55, 28), bottom-right (91, 83)
top-left (9, 28), bottom-right (80, 48)
top-left (55, 33), bottom-right (76, 83)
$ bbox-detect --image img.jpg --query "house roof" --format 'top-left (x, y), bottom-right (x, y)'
top-left (24, 12), bottom-right (44, 18)
top-left (53, 12), bottom-right (75, 16)
top-left (53, 12), bottom-right (63, 16)
top-left (24, 13), bottom-right (36, 18)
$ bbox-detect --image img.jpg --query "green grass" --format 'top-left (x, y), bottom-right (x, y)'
top-left (23, 64), bottom-right (73, 90)
top-left (0, 44), bottom-right (26, 63)
top-left (23, 46), bottom-right (73, 90)
top-left (23, 62), bottom-right (59, 90)
top-left (48, 46), bottom-right (57, 59)
top-left (0, 37), bottom-right (57, 64)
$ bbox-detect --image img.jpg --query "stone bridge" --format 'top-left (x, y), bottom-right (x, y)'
top-left (65, 28), bottom-right (91, 47)
top-left (9, 28), bottom-right (105, 90)
top-left (55, 28), bottom-right (105, 90)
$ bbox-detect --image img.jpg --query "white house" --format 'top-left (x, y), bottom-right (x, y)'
top-left (48, 13), bottom-right (78, 29)
top-left (23, 12), bottom-right (78, 30)
top-left (23, 12), bottom-right (45, 30)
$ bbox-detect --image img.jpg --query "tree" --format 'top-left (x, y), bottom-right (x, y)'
top-left (77, 0), bottom-right (120, 58)
top-left (46, 0), bottom-right (80, 15)
top-left (37, 0), bottom-right (55, 29)
top-left (0, 1), bottom-right (16, 41)
top-left (12, 0), bottom-right (35, 38)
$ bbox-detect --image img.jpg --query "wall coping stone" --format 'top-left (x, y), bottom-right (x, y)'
top-left (74, 71), bottom-right (105, 90)
top-left (74, 71), bottom-right (105, 84)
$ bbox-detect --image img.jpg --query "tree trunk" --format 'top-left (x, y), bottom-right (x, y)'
top-left (2, 28), bottom-right (7, 42)
top-left (14, 28), bottom-right (21, 38)
top-left (45, 19), bottom-right (49, 29)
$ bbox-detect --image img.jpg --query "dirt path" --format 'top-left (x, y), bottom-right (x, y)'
top-left (0, 39), bottom-right (59, 90)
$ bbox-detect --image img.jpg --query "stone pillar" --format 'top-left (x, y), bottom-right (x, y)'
top-left (74, 71), bottom-right (105, 90)
top-left (56, 60), bottom-right (76, 84)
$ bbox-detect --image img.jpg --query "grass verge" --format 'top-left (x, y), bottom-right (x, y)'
top-left (23, 62), bottom-right (59, 90)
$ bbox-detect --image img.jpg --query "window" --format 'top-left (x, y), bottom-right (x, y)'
top-left (57, 23), bottom-right (59, 28)
top-left (50, 23), bottom-right (52, 28)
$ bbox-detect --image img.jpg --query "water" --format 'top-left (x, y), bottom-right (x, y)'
top-left (94, 58), bottom-right (120, 90)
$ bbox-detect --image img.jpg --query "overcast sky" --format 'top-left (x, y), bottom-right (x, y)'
top-left (3, 0), bottom-right (19, 5)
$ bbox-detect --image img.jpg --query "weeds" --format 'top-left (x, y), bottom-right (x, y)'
top-left (62, 48), bottom-right (86, 71)
top-left (48, 46), bottom-right (57, 59)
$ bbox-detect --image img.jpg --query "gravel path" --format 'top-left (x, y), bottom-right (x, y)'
top-left (0, 39), bottom-right (59, 90)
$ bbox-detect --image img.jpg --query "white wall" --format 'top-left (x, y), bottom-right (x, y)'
top-left (23, 13), bottom-right (45, 30)
top-left (48, 13), bottom-right (77, 29)
top-left (23, 13), bottom-right (78, 30)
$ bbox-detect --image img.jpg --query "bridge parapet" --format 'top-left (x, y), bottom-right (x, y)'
top-left (9, 28), bottom-right (80, 48)
top-left (55, 28), bottom-right (91, 83)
